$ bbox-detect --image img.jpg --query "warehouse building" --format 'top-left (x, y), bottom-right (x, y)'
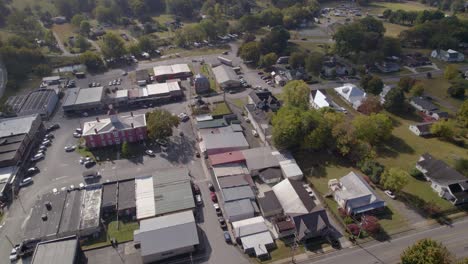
top-left (212, 65), bottom-right (240, 89)
top-left (136, 69), bottom-right (150, 86)
top-left (31, 236), bottom-right (86, 264)
top-left (201, 132), bottom-right (249, 155)
top-left (134, 210), bottom-right (199, 263)
top-left (117, 179), bottom-right (136, 219)
top-left (5, 89), bottom-right (59, 119)
top-left (62, 87), bottom-right (104, 114)
top-left (153, 64), bottom-right (192, 82)
top-left (146, 81), bottom-right (183, 98)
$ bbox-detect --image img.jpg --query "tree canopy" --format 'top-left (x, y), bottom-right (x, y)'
top-left (380, 167), bottom-right (409, 192)
top-left (146, 109), bottom-right (180, 140)
top-left (101, 32), bottom-right (127, 58)
top-left (360, 75), bottom-right (384, 95)
top-left (384, 87), bottom-right (406, 113)
top-left (352, 113), bottom-right (393, 145)
top-left (282, 80), bottom-right (310, 109)
top-left (401, 239), bottom-right (454, 264)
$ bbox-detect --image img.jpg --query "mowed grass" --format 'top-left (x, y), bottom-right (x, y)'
top-left (52, 23), bottom-right (76, 51)
top-left (211, 102), bottom-right (231, 116)
top-left (82, 220), bottom-right (139, 250)
top-left (420, 75), bottom-right (464, 109)
top-left (289, 41), bottom-right (329, 54)
top-left (251, 239), bottom-right (305, 264)
top-left (367, 1), bottom-right (435, 15)
top-left (383, 22), bottom-right (409, 38)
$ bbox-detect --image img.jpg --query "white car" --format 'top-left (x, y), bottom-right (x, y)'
top-left (75, 128), bottom-right (83, 133)
top-left (79, 183), bottom-right (85, 189)
top-left (19, 177), bottom-right (33, 187)
top-left (9, 247), bottom-right (18, 261)
top-left (252, 130), bottom-right (259, 137)
top-left (178, 113), bottom-right (189, 122)
top-left (384, 190), bottom-right (396, 199)
top-left (31, 153), bottom-right (45, 161)
top-left (145, 150), bottom-right (155, 156)
top-left (42, 140), bottom-right (51, 146)
top-left (73, 132), bottom-right (81, 138)
top-left (64, 145), bottom-right (76, 152)
top-left (52, 188), bottom-right (58, 194)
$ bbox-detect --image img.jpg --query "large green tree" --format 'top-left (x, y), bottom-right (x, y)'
top-left (146, 109), bottom-right (180, 140)
top-left (380, 167), bottom-right (409, 192)
top-left (383, 87), bottom-right (406, 113)
top-left (282, 80), bottom-right (310, 109)
top-left (238, 41), bottom-right (261, 64)
top-left (430, 120), bottom-right (456, 140)
top-left (272, 107), bottom-right (303, 149)
top-left (79, 51), bottom-right (105, 71)
top-left (361, 75), bottom-right (384, 95)
top-left (444, 64), bottom-right (459, 80)
top-left (258, 52), bottom-right (278, 68)
top-left (352, 113), bottom-right (393, 145)
top-left (457, 99), bottom-right (468, 128)
top-left (259, 25), bottom-right (290, 55)
top-left (305, 52), bottom-right (324, 76)
top-left (401, 239), bottom-right (453, 264)
top-left (101, 32), bottom-right (126, 58)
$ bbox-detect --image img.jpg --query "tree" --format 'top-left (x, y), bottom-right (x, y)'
top-left (382, 36), bottom-right (401, 57)
top-left (358, 95), bottom-right (383, 115)
top-left (272, 107), bottom-right (303, 149)
top-left (455, 158), bottom-right (468, 176)
top-left (71, 14), bottom-right (86, 27)
top-left (430, 120), bottom-right (456, 140)
top-left (361, 75), bottom-right (384, 95)
top-left (258, 52), bottom-right (278, 68)
top-left (238, 41), bottom-right (261, 64)
top-left (353, 113), bottom-right (393, 145)
top-left (75, 35), bottom-right (90, 52)
top-left (361, 215), bottom-right (380, 235)
top-left (358, 159), bottom-right (384, 184)
top-left (447, 81), bottom-right (466, 98)
top-left (166, 0), bottom-right (193, 18)
top-left (305, 52), bottom-right (324, 76)
top-left (289, 52), bottom-right (305, 69)
top-left (380, 168), bottom-right (409, 192)
top-left (34, 64), bottom-right (52, 77)
top-left (398, 76), bottom-right (417, 92)
top-left (384, 87), bottom-right (406, 113)
top-left (444, 64), bottom-right (459, 80)
top-left (121, 142), bottom-right (130, 158)
top-left (79, 51), bottom-right (104, 71)
top-left (282, 80), bottom-right (310, 109)
top-left (80, 20), bottom-right (91, 36)
top-left (457, 100), bottom-right (468, 128)
top-left (138, 35), bottom-right (157, 52)
top-left (146, 109), bottom-right (180, 140)
top-left (401, 239), bottom-right (454, 264)
top-left (411, 82), bottom-right (425, 96)
top-left (259, 25), bottom-right (290, 54)
top-left (101, 32), bottom-right (126, 58)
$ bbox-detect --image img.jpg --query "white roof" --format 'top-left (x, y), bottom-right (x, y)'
top-left (212, 65), bottom-right (239, 85)
top-left (146, 82), bottom-right (181, 96)
top-left (115, 89), bottom-right (128, 99)
top-left (75, 87), bottom-right (104, 105)
top-left (335, 171), bottom-right (381, 203)
top-left (232, 216), bottom-right (267, 237)
top-left (213, 163), bottom-right (249, 178)
top-left (241, 231), bottom-right (274, 256)
top-left (153, 64), bottom-right (191, 77)
top-left (272, 179), bottom-right (308, 214)
top-left (134, 210), bottom-right (199, 257)
top-left (82, 114), bottom-right (146, 136)
top-left (279, 161), bottom-right (303, 180)
top-left (0, 114), bottom-right (39, 138)
top-left (135, 175), bottom-right (156, 220)
top-left (195, 114), bottom-right (213, 122)
top-left (334, 83), bottom-right (366, 106)
top-left (313, 90), bottom-right (331, 108)
top-left (0, 166), bottom-right (15, 184)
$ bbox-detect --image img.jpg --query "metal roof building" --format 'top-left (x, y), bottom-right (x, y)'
top-left (62, 87), bottom-right (104, 113)
top-left (15, 89), bottom-right (58, 118)
top-left (212, 65), bottom-right (240, 89)
top-left (224, 199), bottom-right (255, 222)
top-left (31, 236), bottom-right (85, 264)
top-left (221, 185), bottom-right (255, 203)
top-left (153, 64), bottom-right (192, 81)
top-left (134, 210), bottom-right (199, 263)
top-left (231, 216), bottom-right (274, 258)
top-left (201, 132), bottom-right (249, 155)
top-left (79, 186), bottom-right (102, 236)
top-left (118, 179), bottom-right (136, 212)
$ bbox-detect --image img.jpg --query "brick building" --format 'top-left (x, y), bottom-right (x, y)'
top-left (82, 110), bottom-right (147, 148)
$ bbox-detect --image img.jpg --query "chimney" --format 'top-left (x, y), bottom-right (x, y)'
top-left (130, 111), bottom-right (133, 117)
top-left (131, 123), bottom-right (134, 128)
top-left (96, 117), bottom-right (100, 122)
top-left (94, 128), bottom-right (98, 134)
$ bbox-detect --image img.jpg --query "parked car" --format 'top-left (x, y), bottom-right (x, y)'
top-left (145, 150), bottom-right (155, 156)
top-left (210, 192), bottom-right (217, 202)
top-left (38, 145), bottom-right (47, 151)
top-left (73, 132), bottom-right (81, 138)
top-left (223, 231), bottom-right (232, 243)
top-left (9, 246), bottom-right (19, 261)
top-left (47, 124), bottom-right (60, 132)
top-left (384, 190), bottom-right (396, 199)
top-left (75, 128), bottom-right (83, 133)
top-left (44, 134), bottom-right (54, 139)
top-left (19, 177), bottom-right (33, 187)
top-left (31, 153), bottom-right (45, 162)
top-left (195, 151), bottom-right (200, 158)
top-left (26, 167), bottom-right (39, 175)
top-left (64, 145), bottom-right (76, 152)
top-left (213, 203), bottom-right (222, 216)
top-left (208, 183), bottom-right (215, 192)
top-left (155, 139), bottom-right (168, 147)
top-left (84, 160), bottom-right (96, 168)
top-left (192, 183), bottom-right (200, 194)
top-left (178, 112), bottom-right (189, 122)
top-left (195, 194), bottom-right (203, 206)
top-left (252, 130), bottom-right (259, 137)
top-left (218, 217), bottom-right (227, 229)
top-left (42, 140), bottom-right (51, 146)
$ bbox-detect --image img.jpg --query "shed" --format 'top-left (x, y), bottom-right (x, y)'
top-left (194, 74), bottom-right (210, 94)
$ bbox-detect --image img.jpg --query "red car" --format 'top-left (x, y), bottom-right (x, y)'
top-left (210, 192), bottom-right (218, 202)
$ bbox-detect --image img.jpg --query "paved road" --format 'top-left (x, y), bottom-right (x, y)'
top-left (302, 218), bottom-right (468, 264)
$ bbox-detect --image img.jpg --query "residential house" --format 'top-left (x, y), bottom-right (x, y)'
top-left (81, 111), bottom-right (147, 148)
top-left (334, 84), bottom-right (366, 109)
top-left (221, 185), bottom-right (255, 203)
top-left (329, 171), bottom-right (385, 215)
top-left (273, 215), bottom-right (296, 238)
top-left (209, 151), bottom-right (246, 166)
top-left (194, 74), bottom-right (210, 94)
top-left (379, 85), bottom-right (393, 104)
top-left (231, 217), bottom-right (275, 258)
top-left (416, 153), bottom-right (468, 205)
top-left (431, 49), bottom-right (465, 62)
top-left (258, 167), bottom-right (283, 184)
top-left (409, 122), bottom-right (433, 136)
top-left (309, 90), bottom-right (346, 112)
top-left (248, 91), bottom-right (281, 111)
top-left (410, 97), bottom-right (448, 120)
top-left (403, 53), bottom-right (432, 67)
top-left (321, 59), bottom-right (349, 78)
top-left (134, 210), bottom-right (199, 263)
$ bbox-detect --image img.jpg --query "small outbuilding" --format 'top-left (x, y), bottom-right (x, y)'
top-left (194, 74), bottom-right (211, 94)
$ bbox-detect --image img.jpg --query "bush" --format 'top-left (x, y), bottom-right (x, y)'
top-left (447, 83), bottom-right (466, 98)
top-left (338, 208), bottom-right (349, 218)
top-left (410, 167), bottom-right (424, 179)
top-left (361, 215), bottom-right (381, 235)
top-left (358, 159), bottom-right (384, 184)
top-left (454, 158), bottom-right (468, 176)
top-left (344, 216), bottom-right (355, 225)
top-left (347, 224), bottom-right (360, 236)
top-left (423, 202), bottom-right (441, 218)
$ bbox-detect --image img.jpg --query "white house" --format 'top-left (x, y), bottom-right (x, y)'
top-left (310, 90), bottom-right (346, 112)
top-left (409, 122), bottom-right (433, 136)
top-left (334, 84), bottom-right (366, 109)
top-left (431, 49), bottom-right (464, 62)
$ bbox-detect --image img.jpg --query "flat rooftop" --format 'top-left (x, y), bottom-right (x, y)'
top-left (31, 236), bottom-right (78, 264)
top-left (79, 186), bottom-right (102, 230)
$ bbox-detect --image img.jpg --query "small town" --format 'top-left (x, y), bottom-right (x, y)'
top-left (0, 0), bottom-right (467, 263)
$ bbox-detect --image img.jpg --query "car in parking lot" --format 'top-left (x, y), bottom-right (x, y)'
top-left (195, 194), bottom-right (203, 206)
top-left (38, 145), bottom-right (47, 151)
top-left (26, 167), bottom-right (39, 175)
top-left (19, 177), bottom-right (33, 187)
top-left (192, 183), bottom-right (200, 194)
top-left (213, 203), bottom-right (222, 216)
top-left (31, 153), bottom-right (45, 162)
top-left (178, 112), bottom-right (189, 122)
top-left (84, 160), bottom-right (96, 168)
top-left (42, 140), bottom-right (51, 146)
top-left (145, 150), bottom-right (155, 156)
top-left (47, 124), bottom-right (60, 132)
top-left (45, 134), bottom-right (54, 139)
top-left (252, 130), bottom-right (259, 137)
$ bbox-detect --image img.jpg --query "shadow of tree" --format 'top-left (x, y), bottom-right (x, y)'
top-left (160, 135), bottom-right (196, 165)
top-left (294, 150), bottom-right (352, 178)
top-left (376, 135), bottom-right (414, 158)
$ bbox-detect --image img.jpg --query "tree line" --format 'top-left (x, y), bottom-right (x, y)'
top-left (382, 9), bottom-right (445, 26)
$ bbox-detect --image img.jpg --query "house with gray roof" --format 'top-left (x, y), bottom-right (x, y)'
top-left (212, 64), bottom-right (240, 89)
top-left (134, 210), bottom-right (199, 263)
top-left (329, 171), bottom-right (385, 215)
top-left (221, 185), bottom-right (255, 203)
top-left (231, 216), bottom-right (275, 258)
top-left (242, 147), bottom-right (280, 176)
top-left (416, 153), bottom-right (468, 205)
top-left (334, 83), bottom-right (366, 109)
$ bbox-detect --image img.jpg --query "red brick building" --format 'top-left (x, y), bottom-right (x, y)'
top-left (82, 111), bottom-right (147, 148)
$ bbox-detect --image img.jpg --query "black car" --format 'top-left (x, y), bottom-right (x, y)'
top-left (84, 160), bottom-right (96, 168)
top-left (218, 217), bottom-right (227, 229)
top-left (223, 231), bottom-right (232, 243)
top-left (47, 124), bottom-right (60, 132)
top-left (208, 183), bottom-right (215, 192)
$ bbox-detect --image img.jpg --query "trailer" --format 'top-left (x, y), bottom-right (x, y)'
top-left (217, 56), bottom-right (233, 67)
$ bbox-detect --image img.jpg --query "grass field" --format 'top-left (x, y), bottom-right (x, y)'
top-left (367, 1), bottom-right (435, 15)
top-left (211, 102), bottom-right (231, 116)
top-left (420, 75), bottom-right (464, 110)
top-left (383, 22), bottom-right (409, 38)
top-left (289, 41), bottom-right (329, 54)
top-left (51, 23), bottom-right (77, 52)
top-left (231, 97), bottom-right (247, 109)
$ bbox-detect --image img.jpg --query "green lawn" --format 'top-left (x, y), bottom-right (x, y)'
top-left (367, 1), bottom-right (435, 15)
top-left (289, 41), bottom-right (329, 54)
top-left (82, 219), bottom-right (139, 250)
top-left (231, 97), bottom-right (247, 109)
top-left (211, 102), bottom-right (232, 116)
top-left (420, 75), bottom-right (464, 110)
top-left (200, 64), bottom-right (220, 92)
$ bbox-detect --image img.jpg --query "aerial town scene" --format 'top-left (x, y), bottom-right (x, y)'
top-left (0, 0), bottom-right (467, 263)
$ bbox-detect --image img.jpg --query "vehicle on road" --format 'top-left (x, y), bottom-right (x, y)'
top-left (210, 192), bottom-right (217, 202)
top-left (31, 153), bottom-right (45, 162)
top-left (223, 231), bottom-right (232, 243)
top-left (47, 124), bottom-right (60, 132)
top-left (145, 150), bottom-right (155, 156)
top-left (26, 167), bottom-right (39, 175)
top-left (42, 140), bottom-right (51, 146)
top-left (195, 151), bottom-right (200, 158)
top-left (10, 246), bottom-right (19, 261)
top-left (195, 194), bottom-right (203, 206)
top-left (64, 145), bottom-right (76, 152)
top-left (83, 170), bottom-right (100, 180)
top-left (73, 132), bottom-right (81, 138)
top-left (178, 112), bottom-right (189, 122)
top-left (252, 130), bottom-right (259, 137)
top-left (218, 217), bottom-right (227, 229)
top-left (384, 190), bottom-right (396, 199)
top-left (84, 160), bottom-right (96, 168)
top-left (192, 183), bottom-right (200, 194)
top-left (19, 177), bottom-right (33, 187)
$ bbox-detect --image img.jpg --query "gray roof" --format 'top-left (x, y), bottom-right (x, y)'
top-left (197, 119), bottom-right (228, 129)
top-left (418, 153), bottom-right (467, 185)
top-left (118, 179), bottom-right (135, 210)
top-left (258, 191), bottom-right (282, 214)
top-left (222, 185), bottom-right (255, 202)
top-left (153, 168), bottom-right (195, 216)
top-left (19, 89), bottom-right (57, 116)
top-left (203, 132), bottom-right (249, 151)
top-left (136, 69), bottom-right (149, 81)
top-left (242, 147), bottom-right (280, 172)
top-left (336, 171), bottom-right (384, 209)
top-left (259, 167), bottom-right (283, 180)
top-left (212, 64), bottom-right (239, 85)
top-left (31, 236), bottom-right (78, 264)
top-left (245, 104), bottom-right (270, 125)
top-left (79, 185), bottom-right (102, 231)
top-left (58, 190), bottom-right (83, 236)
top-left (0, 114), bottom-right (39, 138)
top-left (134, 210), bottom-right (199, 257)
top-left (411, 96), bottom-right (438, 111)
top-left (224, 199), bottom-right (255, 221)
top-left (24, 191), bottom-right (67, 242)
top-left (217, 174), bottom-right (252, 188)
top-left (63, 87), bottom-right (103, 107)
top-left (292, 209), bottom-right (331, 241)
top-left (102, 183), bottom-right (117, 208)
top-left (62, 88), bottom-right (79, 107)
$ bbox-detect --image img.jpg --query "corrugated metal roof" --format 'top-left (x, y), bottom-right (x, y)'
top-left (224, 199), bottom-right (255, 221)
top-left (31, 236), bottom-right (78, 264)
top-left (209, 151), bottom-right (245, 166)
top-left (0, 114), bottom-right (39, 138)
top-left (222, 186), bottom-right (255, 202)
top-left (74, 87), bottom-right (104, 105)
top-left (135, 175), bottom-right (155, 220)
top-left (203, 132), bottom-right (249, 151)
top-left (213, 164), bottom-right (249, 178)
top-left (212, 65), bottom-right (239, 85)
